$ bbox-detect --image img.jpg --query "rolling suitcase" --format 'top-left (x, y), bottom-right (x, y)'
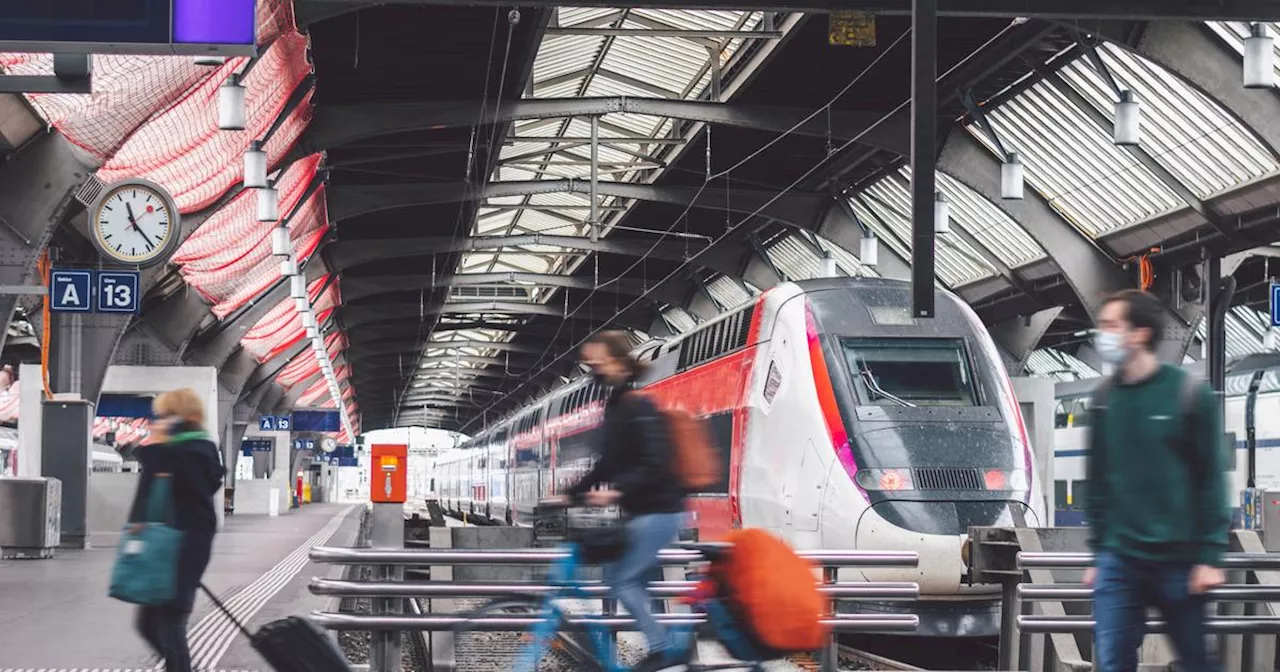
top-left (200, 583), bottom-right (352, 672)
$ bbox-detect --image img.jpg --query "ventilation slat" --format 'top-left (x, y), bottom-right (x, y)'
top-left (913, 467), bottom-right (981, 491)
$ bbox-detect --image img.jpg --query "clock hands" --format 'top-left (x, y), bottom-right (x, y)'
top-left (124, 202), bottom-right (158, 249)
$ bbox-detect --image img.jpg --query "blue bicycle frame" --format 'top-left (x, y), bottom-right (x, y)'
top-left (515, 542), bottom-right (698, 672)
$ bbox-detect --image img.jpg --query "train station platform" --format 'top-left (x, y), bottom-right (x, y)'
top-left (0, 503), bottom-right (360, 671)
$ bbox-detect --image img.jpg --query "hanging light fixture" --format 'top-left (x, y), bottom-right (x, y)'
top-left (218, 74), bottom-right (246, 131)
top-left (244, 141), bottom-right (268, 188)
top-left (1000, 152), bottom-right (1024, 200)
top-left (819, 252), bottom-right (838, 278)
top-left (294, 297), bottom-right (310, 313)
top-left (257, 184), bottom-right (279, 222)
top-left (289, 275), bottom-right (307, 300)
top-left (860, 236), bottom-right (879, 267)
top-left (279, 258), bottom-right (299, 277)
top-left (271, 225), bottom-right (291, 257)
top-left (934, 192), bottom-right (951, 234)
top-left (1245, 23), bottom-right (1276, 89)
top-left (1113, 90), bottom-right (1141, 146)
top-left (302, 312), bottom-right (318, 330)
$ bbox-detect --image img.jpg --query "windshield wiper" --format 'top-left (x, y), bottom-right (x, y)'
top-left (860, 369), bottom-right (917, 408)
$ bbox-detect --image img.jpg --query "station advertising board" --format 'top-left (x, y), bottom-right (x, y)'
top-left (0, 0), bottom-right (256, 56)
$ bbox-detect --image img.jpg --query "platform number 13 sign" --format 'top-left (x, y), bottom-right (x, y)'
top-left (96, 272), bottom-right (140, 313)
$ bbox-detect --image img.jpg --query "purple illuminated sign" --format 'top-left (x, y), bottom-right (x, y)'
top-left (173, 0), bottom-right (256, 46)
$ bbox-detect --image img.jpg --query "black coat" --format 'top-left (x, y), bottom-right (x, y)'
top-left (567, 381), bottom-right (685, 516)
top-left (127, 425), bottom-right (225, 612)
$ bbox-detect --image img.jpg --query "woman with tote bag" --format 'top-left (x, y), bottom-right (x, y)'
top-left (114, 389), bottom-right (225, 672)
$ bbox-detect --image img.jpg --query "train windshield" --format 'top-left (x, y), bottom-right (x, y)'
top-left (841, 337), bottom-right (977, 407)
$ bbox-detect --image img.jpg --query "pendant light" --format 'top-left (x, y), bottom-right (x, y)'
top-left (819, 252), bottom-right (838, 278)
top-left (218, 74), bottom-right (246, 131)
top-left (1000, 152), bottom-right (1024, 200)
top-left (294, 297), bottom-right (310, 313)
top-left (271, 225), bottom-right (291, 257)
top-left (860, 235), bottom-right (879, 267)
top-left (289, 275), bottom-right (307, 299)
top-left (934, 192), bottom-right (951, 234)
top-left (305, 325), bottom-right (319, 339)
top-left (257, 184), bottom-right (279, 222)
top-left (1113, 90), bottom-right (1141, 146)
top-left (301, 311), bottom-right (318, 330)
top-left (244, 141), bottom-right (268, 188)
top-left (279, 258), bottom-right (299, 277)
top-left (1245, 24), bottom-right (1276, 89)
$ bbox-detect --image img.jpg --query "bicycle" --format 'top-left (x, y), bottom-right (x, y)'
top-left (450, 503), bottom-right (785, 672)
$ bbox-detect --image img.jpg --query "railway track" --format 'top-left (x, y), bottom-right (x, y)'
top-left (836, 644), bottom-right (923, 671)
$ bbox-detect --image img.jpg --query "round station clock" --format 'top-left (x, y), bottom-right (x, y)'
top-left (89, 179), bottom-right (182, 267)
top-left (321, 436), bottom-right (338, 454)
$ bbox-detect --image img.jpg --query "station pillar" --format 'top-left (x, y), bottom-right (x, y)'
top-left (369, 443), bottom-right (407, 672)
top-left (40, 397), bottom-right (93, 549)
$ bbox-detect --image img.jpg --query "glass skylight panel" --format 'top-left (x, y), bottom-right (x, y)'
top-left (1060, 44), bottom-right (1275, 199)
top-left (909, 168), bottom-right (1046, 268)
top-left (1025, 348), bottom-right (1099, 381)
top-left (814, 234), bottom-right (876, 277)
top-left (859, 175), bottom-right (996, 286)
top-left (977, 79), bottom-right (1182, 237)
top-left (662, 306), bottom-right (698, 333)
top-left (766, 234), bottom-right (822, 280)
top-left (706, 275), bottom-right (752, 308)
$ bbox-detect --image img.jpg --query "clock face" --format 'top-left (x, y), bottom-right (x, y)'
top-left (91, 181), bottom-right (179, 266)
top-left (321, 437), bottom-right (338, 454)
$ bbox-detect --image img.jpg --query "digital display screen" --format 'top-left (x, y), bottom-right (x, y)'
top-left (0, 0), bottom-right (254, 49)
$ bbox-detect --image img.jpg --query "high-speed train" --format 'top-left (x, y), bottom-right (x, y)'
top-left (434, 278), bottom-right (1043, 636)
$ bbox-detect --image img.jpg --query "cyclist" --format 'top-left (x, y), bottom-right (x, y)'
top-left (550, 330), bottom-right (688, 672)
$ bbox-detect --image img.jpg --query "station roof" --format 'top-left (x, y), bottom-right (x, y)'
top-left (5, 4), bottom-right (1280, 434)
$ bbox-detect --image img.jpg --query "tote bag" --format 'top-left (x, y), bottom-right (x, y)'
top-left (109, 474), bottom-right (185, 605)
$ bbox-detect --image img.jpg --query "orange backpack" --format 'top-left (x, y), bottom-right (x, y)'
top-left (712, 528), bottom-right (828, 652)
top-left (633, 393), bottom-right (721, 492)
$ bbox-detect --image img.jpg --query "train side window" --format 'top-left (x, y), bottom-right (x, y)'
top-left (1070, 480), bottom-right (1088, 510)
top-left (1054, 480), bottom-right (1068, 511)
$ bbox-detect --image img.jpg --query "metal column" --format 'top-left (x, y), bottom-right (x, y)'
top-left (589, 115), bottom-right (600, 243)
top-left (910, 0), bottom-right (937, 318)
top-left (369, 503), bottom-right (405, 672)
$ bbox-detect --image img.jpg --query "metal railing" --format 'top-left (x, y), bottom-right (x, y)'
top-left (307, 546), bottom-right (922, 672)
top-left (1011, 551), bottom-right (1280, 671)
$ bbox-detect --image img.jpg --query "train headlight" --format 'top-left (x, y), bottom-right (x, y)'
top-left (855, 468), bottom-right (914, 491)
top-left (983, 468), bottom-right (1028, 492)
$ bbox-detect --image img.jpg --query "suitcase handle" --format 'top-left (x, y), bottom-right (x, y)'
top-left (199, 582), bottom-right (255, 639)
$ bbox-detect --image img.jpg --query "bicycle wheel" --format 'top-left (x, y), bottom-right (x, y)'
top-left (451, 595), bottom-right (600, 672)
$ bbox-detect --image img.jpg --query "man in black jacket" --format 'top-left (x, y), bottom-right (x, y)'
top-left (563, 331), bottom-right (688, 672)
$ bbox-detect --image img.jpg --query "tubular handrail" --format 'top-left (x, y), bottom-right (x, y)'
top-left (1018, 583), bottom-right (1280, 602)
top-left (1018, 551), bottom-right (1280, 570)
top-left (309, 546), bottom-right (919, 567)
top-left (309, 611), bottom-right (921, 633)
top-left (1019, 615), bottom-right (1280, 635)
top-left (308, 577), bottom-right (921, 600)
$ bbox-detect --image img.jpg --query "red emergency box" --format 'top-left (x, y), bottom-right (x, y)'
top-left (371, 444), bottom-right (408, 504)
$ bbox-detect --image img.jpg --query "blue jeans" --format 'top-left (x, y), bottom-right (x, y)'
top-left (1092, 551), bottom-right (1220, 672)
top-left (605, 512), bottom-right (683, 655)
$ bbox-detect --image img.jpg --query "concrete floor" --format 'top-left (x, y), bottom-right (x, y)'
top-left (0, 502), bottom-right (360, 671)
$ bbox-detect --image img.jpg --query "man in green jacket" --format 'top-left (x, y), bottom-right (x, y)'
top-left (1084, 289), bottom-right (1229, 672)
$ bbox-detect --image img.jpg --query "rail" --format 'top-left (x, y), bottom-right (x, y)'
top-left (307, 545), bottom-right (922, 672)
top-left (1012, 550), bottom-right (1280, 670)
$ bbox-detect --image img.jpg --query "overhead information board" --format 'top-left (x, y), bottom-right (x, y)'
top-left (0, 0), bottom-right (256, 56)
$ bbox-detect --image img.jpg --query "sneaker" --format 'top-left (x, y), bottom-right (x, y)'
top-left (631, 649), bottom-right (689, 672)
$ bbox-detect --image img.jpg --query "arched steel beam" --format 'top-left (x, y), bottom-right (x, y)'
top-left (327, 179), bottom-right (826, 231)
top-left (339, 300), bottom-right (565, 330)
top-left (342, 271), bottom-right (685, 303)
top-left (350, 339), bottom-right (543, 360)
top-left (291, 97), bottom-right (905, 162)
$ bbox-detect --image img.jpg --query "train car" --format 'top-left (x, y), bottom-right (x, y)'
top-left (1054, 385), bottom-right (1280, 528)
top-left (431, 277), bottom-right (1041, 636)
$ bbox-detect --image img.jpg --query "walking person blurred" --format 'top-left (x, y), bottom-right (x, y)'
top-left (1083, 290), bottom-right (1229, 672)
top-left (126, 389), bottom-right (225, 672)
top-left (550, 330), bottom-right (689, 672)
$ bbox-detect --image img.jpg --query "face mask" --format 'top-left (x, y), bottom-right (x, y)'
top-left (1093, 330), bottom-right (1128, 365)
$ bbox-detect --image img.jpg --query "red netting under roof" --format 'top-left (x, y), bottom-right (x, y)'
top-left (0, 380), bottom-right (19, 423)
top-left (210, 226), bottom-right (326, 319)
top-left (276, 331), bottom-right (349, 389)
top-left (0, 0), bottom-right (296, 161)
top-left (297, 364), bottom-right (355, 407)
top-left (241, 275), bottom-right (340, 362)
top-left (96, 31), bottom-right (313, 213)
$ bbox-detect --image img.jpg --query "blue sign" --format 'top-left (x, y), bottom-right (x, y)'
top-left (242, 446), bottom-right (253, 457)
top-left (259, 416), bottom-right (277, 432)
top-left (97, 394), bottom-right (153, 418)
top-left (338, 457), bottom-right (358, 467)
top-left (305, 439), bottom-right (315, 451)
top-left (241, 438), bottom-right (272, 453)
top-left (49, 270), bottom-right (92, 312)
top-left (292, 410), bottom-right (340, 432)
top-left (0, 0), bottom-right (257, 55)
top-left (96, 271), bottom-right (140, 313)
top-left (276, 415), bottom-right (292, 431)
top-left (1272, 283), bottom-right (1280, 327)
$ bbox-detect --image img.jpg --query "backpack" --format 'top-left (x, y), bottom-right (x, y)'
top-left (632, 392), bottom-right (721, 492)
top-left (1089, 369), bottom-right (1204, 468)
top-left (710, 528), bottom-right (828, 653)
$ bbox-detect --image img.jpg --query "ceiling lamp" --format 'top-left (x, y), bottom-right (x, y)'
top-left (271, 225), bottom-right (291, 257)
top-left (1245, 24), bottom-right (1276, 89)
top-left (819, 252), bottom-right (838, 279)
top-left (290, 275), bottom-right (307, 300)
top-left (934, 192), bottom-right (951, 234)
top-left (218, 74), bottom-right (246, 131)
top-left (257, 184), bottom-right (279, 222)
top-left (279, 258), bottom-right (299, 277)
top-left (294, 297), bottom-right (310, 313)
top-left (244, 141), bottom-right (268, 188)
top-left (306, 325), bottom-right (318, 339)
top-left (1000, 152), bottom-right (1024, 200)
top-left (301, 311), bottom-right (318, 330)
top-left (1113, 90), bottom-right (1141, 146)
top-left (860, 236), bottom-right (879, 267)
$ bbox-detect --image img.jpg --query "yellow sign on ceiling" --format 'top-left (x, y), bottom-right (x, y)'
top-left (829, 11), bottom-right (876, 47)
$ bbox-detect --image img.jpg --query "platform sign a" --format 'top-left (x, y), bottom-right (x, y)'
top-left (259, 416), bottom-right (277, 432)
top-left (49, 270), bottom-right (92, 312)
top-left (96, 271), bottom-right (140, 313)
top-left (1271, 283), bottom-right (1280, 327)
